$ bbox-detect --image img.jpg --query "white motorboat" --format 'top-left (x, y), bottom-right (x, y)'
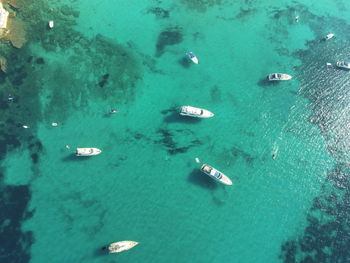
top-left (75, 148), bottom-right (102, 156)
top-left (267, 73), bottom-right (292, 81)
top-left (336, 61), bottom-right (350, 70)
top-left (180, 106), bottom-right (214, 118)
top-left (325, 33), bottom-right (334, 40)
top-left (48, 20), bottom-right (54, 29)
top-left (105, 241), bottom-right (138, 254)
top-left (200, 164), bottom-right (233, 186)
top-left (187, 52), bottom-right (198, 64)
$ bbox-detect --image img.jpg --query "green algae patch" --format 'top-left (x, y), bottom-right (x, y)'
top-left (40, 33), bottom-right (142, 122)
top-left (156, 27), bottom-right (183, 57)
top-left (180, 0), bottom-right (223, 12)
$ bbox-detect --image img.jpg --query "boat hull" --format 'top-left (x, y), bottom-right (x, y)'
top-left (336, 61), bottom-right (350, 70)
top-left (180, 106), bottom-right (214, 118)
top-left (326, 33), bottom-right (334, 40)
top-left (191, 57), bottom-right (198, 64)
top-left (75, 148), bottom-right (102, 156)
top-left (108, 241), bottom-right (138, 254)
top-left (267, 73), bottom-right (292, 81)
top-left (200, 164), bottom-right (233, 185)
top-left (187, 52), bottom-right (199, 64)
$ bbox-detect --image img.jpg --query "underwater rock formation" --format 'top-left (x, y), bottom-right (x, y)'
top-left (0, 55), bottom-right (7, 72)
top-left (0, 2), bottom-right (8, 29)
top-left (0, 0), bottom-right (27, 48)
top-left (155, 27), bottom-right (183, 57)
top-left (6, 15), bottom-right (26, 48)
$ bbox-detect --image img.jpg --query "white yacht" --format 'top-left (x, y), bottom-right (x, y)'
top-left (267, 73), bottom-right (292, 81)
top-left (325, 33), bottom-right (334, 40)
top-left (180, 106), bottom-right (214, 118)
top-left (75, 148), bottom-right (102, 156)
top-left (105, 241), bottom-right (138, 254)
top-left (336, 61), bottom-right (350, 70)
top-left (200, 164), bottom-right (233, 185)
top-left (187, 52), bottom-right (198, 64)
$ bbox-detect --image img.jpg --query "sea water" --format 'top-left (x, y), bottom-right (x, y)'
top-left (1, 0), bottom-right (350, 262)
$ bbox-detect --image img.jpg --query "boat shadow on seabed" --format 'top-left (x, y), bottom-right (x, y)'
top-left (61, 154), bottom-right (93, 162)
top-left (188, 169), bottom-right (218, 190)
top-left (93, 246), bottom-right (110, 257)
top-left (178, 57), bottom-right (191, 68)
top-left (163, 112), bottom-right (201, 124)
top-left (257, 77), bottom-right (279, 87)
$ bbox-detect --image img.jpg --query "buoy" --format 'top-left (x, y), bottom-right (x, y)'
top-left (195, 157), bottom-right (200, 163)
top-left (51, 122), bottom-right (58, 126)
top-left (48, 21), bottom-right (54, 29)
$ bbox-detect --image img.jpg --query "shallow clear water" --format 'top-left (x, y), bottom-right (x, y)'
top-left (2, 0), bottom-right (350, 262)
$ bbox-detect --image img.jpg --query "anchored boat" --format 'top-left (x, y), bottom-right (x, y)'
top-left (75, 148), bottom-right (102, 156)
top-left (103, 241), bottom-right (138, 254)
top-left (325, 33), bottom-right (334, 40)
top-left (200, 164), bottom-right (233, 185)
top-left (48, 20), bottom-right (54, 29)
top-left (187, 52), bottom-right (198, 64)
top-left (180, 106), bottom-right (214, 118)
top-left (336, 61), bottom-right (350, 70)
top-left (267, 73), bottom-right (292, 81)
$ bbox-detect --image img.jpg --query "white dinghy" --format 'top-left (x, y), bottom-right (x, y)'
top-left (48, 20), bottom-right (54, 29)
top-left (325, 33), bottom-right (334, 40)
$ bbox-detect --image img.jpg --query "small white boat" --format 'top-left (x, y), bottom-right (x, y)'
top-left (200, 164), bottom-right (233, 185)
top-left (48, 20), bottom-right (54, 29)
top-left (187, 52), bottom-right (198, 64)
top-left (180, 106), bottom-right (214, 118)
top-left (75, 148), bottom-right (102, 156)
top-left (325, 33), bottom-right (334, 40)
top-left (106, 241), bottom-right (138, 254)
top-left (267, 73), bottom-right (292, 81)
top-left (336, 61), bottom-right (350, 70)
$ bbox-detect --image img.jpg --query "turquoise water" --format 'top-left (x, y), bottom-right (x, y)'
top-left (2, 0), bottom-right (350, 262)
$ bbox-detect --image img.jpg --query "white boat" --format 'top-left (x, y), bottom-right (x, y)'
top-left (187, 52), bottom-right (198, 64)
top-left (106, 241), bottom-right (138, 254)
top-left (75, 148), bottom-right (102, 156)
top-left (200, 164), bottom-right (233, 186)
top-left (48, 20), bottom-right (54, 29)
top-left (325, 33), bottom-right (334, 40)
top-left (336, 61), bottom-right (350, 70)
top-left (180, 106), bottom-right (214, 118)
top-left (267, 73), bottom-right (292, 81)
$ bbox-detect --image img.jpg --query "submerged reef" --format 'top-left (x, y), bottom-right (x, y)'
top-left (180, 0), bottom-right (223, 12)
top-left (156, 27), bottom-right (183, 57)
top-left (155, 128), bottom-right (202, 155)
top-left (0, 179), bottom-right (33, 263)
top-left (278, 6), bottom-right (350, 262)
top-left (0, 0), bottom-right (142, 262)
